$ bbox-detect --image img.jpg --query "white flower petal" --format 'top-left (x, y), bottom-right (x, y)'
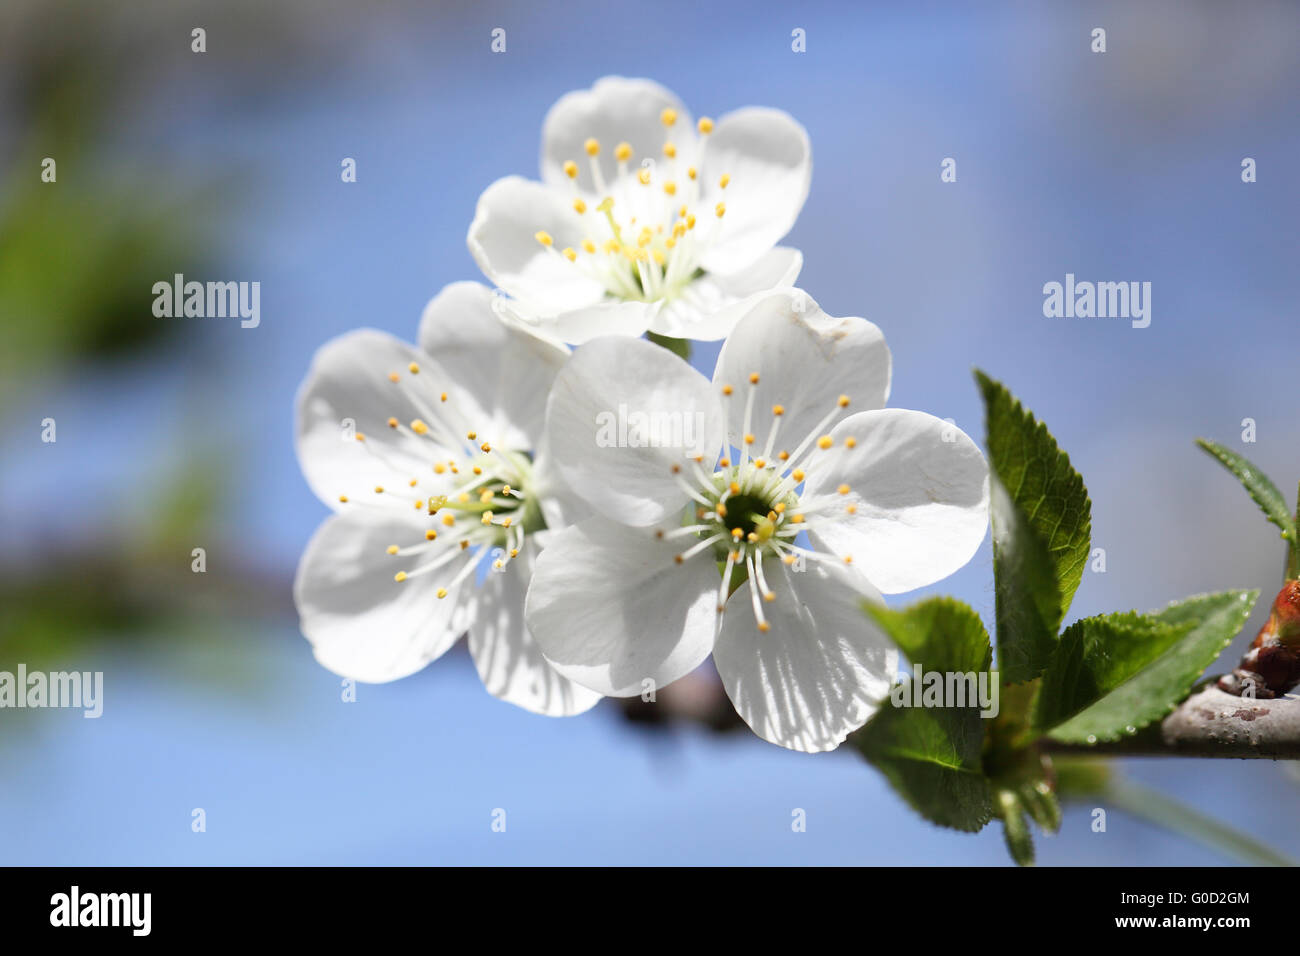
top-left (713, 289), bottom-right (891, 453)
top-left (804, 409), bottom-right (990, 594)
top-left (714, 559), bottom-right (897, 753)
top-left (294, 511), bottom-right (474, 682)
top-left (417, 280), bottom-right (568, 449)
top-left (295, 329), bottom-right (454, 510)
top-left (468, 176), bottom-right (607, 316)
top-left (525, 515), bottom-right (720, 697)
top-left (540, 76), bottom-right (695, 193)
top-left (533, 299), bottom-right (656, 345)
top-left (546, 335), bottom-right (725, 526)
top-left (467, 547), bottom-right (603, 716)
top-left (646, 247), bottom-right (804, 342)
top-left (697, 107), bottom-right (811, 276)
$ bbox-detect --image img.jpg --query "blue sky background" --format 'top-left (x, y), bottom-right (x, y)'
top-left (2, 0), bottom-right (1299, 864)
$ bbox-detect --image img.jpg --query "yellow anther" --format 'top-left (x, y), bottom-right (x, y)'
top-left (638, 167), bottom-right (651, 185)
top-left (757, 621), bottom-right (771, 633)
top-left (408, 362), bottom-right (420, 374)
top-left (386, 545), bottom-right (399, 555)
top-left (749, 372), bottom-right (760, 385)
top-left (791, 514), bottom-right (806, 524)
top-left (846, 504), bottom-right (858, 515)
top-left (442, 514), bottom-right (455, 526)
top-left (674, 554), bottom-right (685, 565)
top-left (663, 181), bottom-right (677, 196)
top-left (772, 404), bottom-right (785, 416)
top-left (615, 141), bottom-right (632, 162)
top-left (387, 417), bottom-right (398, 428)
top-left (744, 433), bottom-right (755, 445)
top-left (563, 247), bottom-right (576, 261)
top-left (763, 591), bottom-right (776, 603)
top-left (413, 500), bottom-right (423, 510)
top-left (838, 394), bottom-right (850, 408)
top-left (502, 517), bottom-right (512, 528)
top-left (459, 540), bottom-right (469, 550)
top-left (837, 484), bottom-right (851, 495)
top-left (409, 479), bottom-right (418, 487)
top-left (439, 392), bottom-right (448, 402)
top-left (425, 529), bottom-right (438, 540)
top-left (584, 138), bottom-right (600, 156)
top-left (411, 420), bottom-right (429, 435)
top-left (792, 469), bottom-right (805, 482)
top-left (782, 554), bottom-right (797, 565)
top-left (663, 142), bottom-right (677, 158)
top-left (729, 481), bottom-right (741, 495)
top-left (480, 442), bottom-right (492, 453)
top-left (754, 458), bottom-right (766, 468)
top-left (510, 548), bottom-right (519, 558)
top-left (388, 372), bottom-right (400, 383)
top-left (466, 431), bottom-right (477, 440)
top-left (582, 239), bottom-right (596, 253)
top-left (433, 463), bottom-right (446, 475)
top-left (355, 433), bottom-right (366, 442)
top-left (715, 202), bottom-right (726, 218)
top-left (652, 249), bottom-right (665, 265)
top-left (843, 555), bottom-right (853, 565)
top-left (338, 495), bottom-right (349, 503)
top-left (482, 512), bottom-right (494, 525)
top-left (774, 503), bottom-right (787, 513)
top-left (732, 528), bottom-right (744, 540)
top-left (436, 587), bottom-right (448, 599)
top-left (778, 451), bottom-right (790, 461)
top-left (374, 485), bottom-right (384, 494)
top-left (719, 457), bottom-right (731, 468)
top-left (535, 231), bottom-right (554, 247)
top-left (817, 436), bottom-right (834, 449)
top-left (394, 572), bottom-right (408, 582)
top-left (493, 560), bottom-right (503, 570)
top-left (660, 107), bottom-right (678, 127)
top-left (716, 502), bottom-right (727, 517)
top-left (747, 532), bottom-right (758, 542)
top-left (686, 214), bottom-right (696, 229)
top-left (563, 160), bottom-right (578, 179)
top-left (721, 384), bottom-right (734, 396)
top-left (687, 166), bottom-right (697, 180)
top-left (697, 117), bottom-right (714, 134)
top-left (719, 174), bottom-right (730, 189)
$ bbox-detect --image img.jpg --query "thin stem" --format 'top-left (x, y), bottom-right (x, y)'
top-left (645, 331), bottom-right (691, 361)
top-left (1100, 776), bottom-right (1295, 867)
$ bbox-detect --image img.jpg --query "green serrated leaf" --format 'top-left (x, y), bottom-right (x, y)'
top-left (1196, 439), bottom-right (1296, 551)
top-left (976, 372), bottom-right (1092, 683)
top-left (1042, 591), bottom-right (1258, 744)
top-left (1033, 611), bottom-right (1192, 734)
top-left (853, 598), bottom-right (994, 832)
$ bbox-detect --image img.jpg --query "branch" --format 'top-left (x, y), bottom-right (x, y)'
top-left (1046, 683), bottom-right (1300, 759)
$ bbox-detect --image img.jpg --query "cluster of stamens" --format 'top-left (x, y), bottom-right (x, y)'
top-left (536, 109), bottom-right (731, 304)
top-left (337, 362), bottom-right (544, 600)
top-left (655, 373), bottom-right (859, 633)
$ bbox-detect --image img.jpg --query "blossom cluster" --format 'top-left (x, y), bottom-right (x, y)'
top-left (294, 77), bottom-right (990, 752)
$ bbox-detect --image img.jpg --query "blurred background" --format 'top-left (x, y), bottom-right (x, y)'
top-left (2, 0), bottom-right (1298, 865)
